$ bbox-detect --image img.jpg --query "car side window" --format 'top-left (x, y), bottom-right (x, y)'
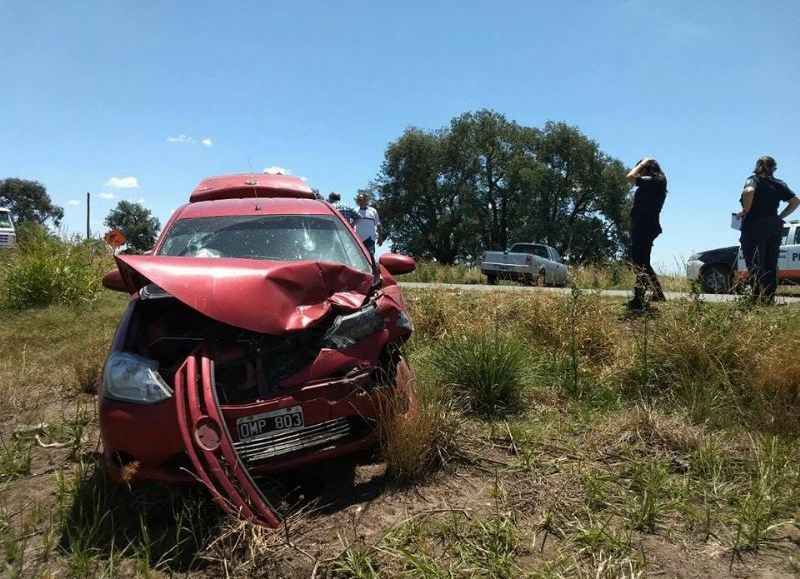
top-left (794, 227), bottom-right (800, 245)
top-left (781, 226), bottom-right (790, 245)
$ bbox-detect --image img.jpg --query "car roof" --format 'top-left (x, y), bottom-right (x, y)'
top-left (190, 173), bottom-right (314, 203)
top-left (176, 197), bottom-right (333, 219)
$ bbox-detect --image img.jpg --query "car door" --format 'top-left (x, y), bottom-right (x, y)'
top-left (780, 224), bottom-right (800, 282)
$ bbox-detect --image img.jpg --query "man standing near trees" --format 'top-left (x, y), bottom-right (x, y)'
top-left (354, 192), bottom-right (383, 257)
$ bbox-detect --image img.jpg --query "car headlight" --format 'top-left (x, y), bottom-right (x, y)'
top-left (322, 303), bottom-right (385, 349)
top-left (103, 352), bottom-right (173, 404)
top-left (139, 283), bottom-right (171, 300)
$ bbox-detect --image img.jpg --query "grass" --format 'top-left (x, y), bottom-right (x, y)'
top-left (0, 227), bottom-right (112, 312)
top-left (432, 332), bottom-right (528, 417)
top-left (376, 378), bottom-right (460, 484)
top-left (2, 262), bottom-right (800, 576)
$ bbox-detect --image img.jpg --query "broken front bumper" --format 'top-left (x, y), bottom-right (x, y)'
top-left (101, 345), bottom-right (414, 528)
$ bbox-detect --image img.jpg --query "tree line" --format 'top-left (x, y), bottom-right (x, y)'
top-left (0, 178), bottom-right (159, 251)
top-left (372, 110), bottom-right (632, 264)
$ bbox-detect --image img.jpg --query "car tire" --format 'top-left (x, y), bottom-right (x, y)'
top-left (486, 273), bottom-right (497, 285)
top-left (699, 264), bottom-right (732, 294)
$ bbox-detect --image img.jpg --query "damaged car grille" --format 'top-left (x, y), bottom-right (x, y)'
top-left (233, 417), bottom-right (355, 464)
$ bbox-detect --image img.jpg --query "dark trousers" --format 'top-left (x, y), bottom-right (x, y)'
top-left (631, 227), bottom-right (664, 305)
top-left (740, 226), bottom-right (781, 303)
top-left (362, 237), bottom-right (375, 256)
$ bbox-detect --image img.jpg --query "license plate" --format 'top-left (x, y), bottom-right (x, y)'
top-left (236, 406), bottom-right (304, 441)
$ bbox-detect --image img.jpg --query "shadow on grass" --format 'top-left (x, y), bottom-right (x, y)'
top-left (261, 449), bottom-right (391, 518)
top-left (59, 451), bottom-right (390, 573)
top-left (58, 458), bottom-right (222, 573)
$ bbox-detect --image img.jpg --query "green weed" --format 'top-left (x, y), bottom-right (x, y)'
top-left (433, 332), bottom-right (528, 417)
top-left (0, 436), bottom-right (32, 480)
top-left (0, 229), bottom-right (110, 311)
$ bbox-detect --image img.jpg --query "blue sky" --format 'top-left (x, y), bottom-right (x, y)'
top-left (1, 0), bottom-right (798, 270)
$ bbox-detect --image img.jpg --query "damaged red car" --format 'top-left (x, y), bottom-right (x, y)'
top-left (99, 174), bottom-right (416, 527)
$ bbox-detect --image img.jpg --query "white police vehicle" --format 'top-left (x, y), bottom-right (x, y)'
top-left (686, 220), bottom-right (800, 293)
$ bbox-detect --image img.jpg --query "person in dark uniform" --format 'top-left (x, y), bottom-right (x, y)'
top-left (737, 156), bottom-right (799, 304)
top-left (625, 157), bottom-right (667, 311)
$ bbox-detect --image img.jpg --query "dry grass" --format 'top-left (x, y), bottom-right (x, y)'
top-left (376, 379), bottom-right (461, 485)
top-left (3, 280), bottom-right (800, 577)
top-left (71, 341), bottom-right (108, 395)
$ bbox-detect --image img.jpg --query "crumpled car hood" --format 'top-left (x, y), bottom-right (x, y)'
top-left (115, 255), bottom-right (375, 335)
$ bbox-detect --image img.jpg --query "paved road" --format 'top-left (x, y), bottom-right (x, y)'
top-left (399, 282), bottom-right (800, 304)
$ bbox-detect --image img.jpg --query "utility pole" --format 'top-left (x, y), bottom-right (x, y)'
top-left (86, 192), bottom-right (90, 239)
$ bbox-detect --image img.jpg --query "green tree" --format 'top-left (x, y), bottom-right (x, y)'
top-left (0, 178), bottom-right (64, 226)
top-left (447, 110), bottom-right (540, 251)
top-left (104, 200), bottom-right (160, 251)
top-left (516, 122), bottom-right (631, 262)
top-left (374, 111), bottom-right (631, 264)
top-left (374, 128), bottom-right (477, 263)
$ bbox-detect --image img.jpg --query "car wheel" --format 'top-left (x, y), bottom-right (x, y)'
top-left (700, 264), bottom-right (732, 294)
top-left (486, 273), bottom-right (497, 285)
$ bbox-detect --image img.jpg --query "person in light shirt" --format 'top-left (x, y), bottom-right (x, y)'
top-left (354, 192), bottom-right (383, 257)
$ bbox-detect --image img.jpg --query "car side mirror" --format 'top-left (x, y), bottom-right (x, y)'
top-left (379, 253), bottom-right (416, 275)
top-left (102, 268), bottom-right (128, 292)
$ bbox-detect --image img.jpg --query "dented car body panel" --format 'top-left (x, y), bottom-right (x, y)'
top-left (99, 174), bottom-right (416, 527)
top-left (114, 255), bottom-right (376, 335)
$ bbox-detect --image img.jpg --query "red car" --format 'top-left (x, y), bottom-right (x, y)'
top-left (99, 174), bottom-right (416, 527)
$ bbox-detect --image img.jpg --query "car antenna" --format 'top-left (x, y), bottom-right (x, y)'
top-left (246, 156), bottom-right (262, 211)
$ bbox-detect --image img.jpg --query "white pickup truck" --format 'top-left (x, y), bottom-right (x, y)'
top-left (480, 243), bottom-right (568, 286)
top-left (0, 208), bottom-right (16, 249)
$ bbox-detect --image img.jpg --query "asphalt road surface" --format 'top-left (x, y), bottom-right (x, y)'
top-left (399, 282), bottom-right (800, 304)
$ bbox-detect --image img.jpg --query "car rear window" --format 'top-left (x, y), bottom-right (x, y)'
top-left (158, 215), bottom-right (372, 272)
top-left (510, 244), bottom-right (548, 258)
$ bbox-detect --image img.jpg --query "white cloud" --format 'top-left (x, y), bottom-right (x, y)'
top-left (96, 192), bottom-right (116, 200)
top-left (167, 134), bottom-right (213, 147)
top-left (299, 176), bottom-right (308, 182)
top-left (105, 176), bottom-right (139, 189)
top-left (263, 166), bottom-right (289, 175)
top-left (67, 199), bottom-right (80, 206)
top-left (167, 134), bottom-right (196, 144)
top-left (137, 197), bottom-right (146, 204)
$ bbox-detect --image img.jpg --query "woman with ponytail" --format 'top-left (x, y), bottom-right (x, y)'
top-left (625, 157), bottom-right (667, 311)
top-left (738, 156), bottom-right (799, 304)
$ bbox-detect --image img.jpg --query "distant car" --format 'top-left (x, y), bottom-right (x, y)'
top-left (99, 173), bottom-right (417, 528)
top-left (480, 243), bottom-right (568, 286)
top-left (0, 208), bottom-right (16, 249)
top-left (686, 220), bottom-right (800, 293)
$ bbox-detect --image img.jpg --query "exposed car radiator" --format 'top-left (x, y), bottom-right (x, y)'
top-left (233, 417), bottom-right (352, 464)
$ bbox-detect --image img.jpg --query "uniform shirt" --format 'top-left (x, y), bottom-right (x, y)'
top-left (631, 175), bottom-right (667, 232)
top-left (741, 175), bottom-right (796, 220)
top-left (354, 206), bottom-right (380, 241)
